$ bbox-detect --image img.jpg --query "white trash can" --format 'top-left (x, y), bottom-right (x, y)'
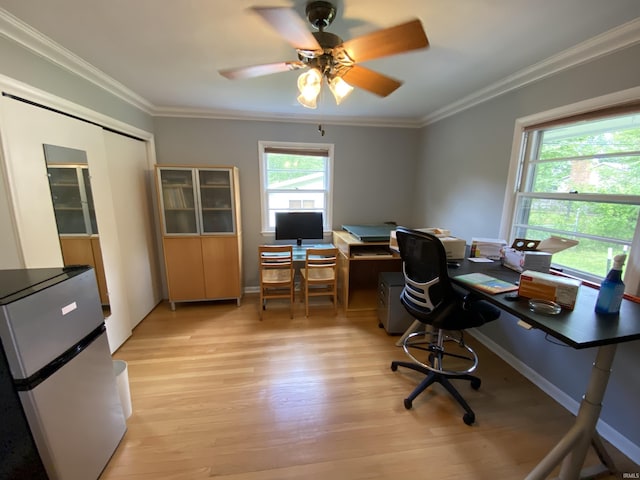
top-left (113, 360), bottom-right (132, 419)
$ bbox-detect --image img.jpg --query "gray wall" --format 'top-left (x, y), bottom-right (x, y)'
top-left (153, 117), bottom-right (420, 287)
top-left (0, 36), bottom-right (153, 132)
top-left (414, 43), bottom-right (640, 457)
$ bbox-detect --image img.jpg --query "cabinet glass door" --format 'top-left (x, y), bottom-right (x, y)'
top-left (159, 169), bottom-right (198, 234)
top-left (198, 169), bottom-right (235, 233)
top-left (47, 166), bottom-right (95, 234)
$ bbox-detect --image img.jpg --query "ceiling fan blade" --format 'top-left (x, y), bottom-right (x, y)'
top-left (220, 61), bottom-right (306, 80)
top-left (341, 19), bottom-right (429, 63)
top-left (341, 65), bottom-right (402, 97)
top-left (251, 6), bottom-right (322, 51)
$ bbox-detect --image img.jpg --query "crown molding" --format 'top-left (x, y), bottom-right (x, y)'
top-left (420, 17), bottom-right (640, 126)
top-left (0, 8), bottom-right (154, 114)
top-left (0, 73), bottom-right (154, 141)
top-left (1, 8), bottom-right (638, 128)
top-left (154, 105), bottom-right (423, 128)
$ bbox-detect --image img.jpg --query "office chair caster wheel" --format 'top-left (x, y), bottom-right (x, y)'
top-left (463, 412), bottom-right (475, 425)
top-left (390, 363), bottom-right (398, 371)
top-left (378, 322), bottom-right (383, 329)
top-left (470, 378), bottom-right (481, 390)
top-left (403, 398), bottom-right (413, 410)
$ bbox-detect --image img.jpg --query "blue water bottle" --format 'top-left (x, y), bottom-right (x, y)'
top-left (595, 254), bottom-right (626, 315)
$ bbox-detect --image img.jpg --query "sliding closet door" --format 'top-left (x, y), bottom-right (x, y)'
top-left (0, 162), bottom-right (22, 269)
top-left (0, 96), bottom-right (132, 351)
top-left (104, 131), bottom-right (162, 327)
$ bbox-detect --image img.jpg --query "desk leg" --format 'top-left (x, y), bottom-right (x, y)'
top-left (525, 343), bottom-right (617, 480)
top-left (590, 432), bottom-right (617, 474)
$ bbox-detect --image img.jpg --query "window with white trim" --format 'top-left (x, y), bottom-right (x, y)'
top-left (258, 141), bottom-right (333, 233)
top-left (505, 106), bottom-right (640, 290)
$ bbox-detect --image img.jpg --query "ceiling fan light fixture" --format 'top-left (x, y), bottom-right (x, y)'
top-left (328, 76), bottom-right (353, 105)
top-left (222, 4), bottom-right (431, 109)
top-left (297, 68), bottom-right (322, 109)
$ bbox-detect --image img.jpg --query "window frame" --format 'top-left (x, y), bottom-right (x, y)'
top-left (500, 86), bottom-right (640, 295)
top-left (258, 140), bottom-right (334, 235)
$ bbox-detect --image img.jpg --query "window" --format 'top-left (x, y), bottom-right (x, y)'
top-left (503, 101), bottom-right (640, 291)
top-left (259, 141), bottom-right (333, 233)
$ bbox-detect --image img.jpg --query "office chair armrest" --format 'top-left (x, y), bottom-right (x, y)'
top-left (461, 292), bottom-right (484, 310)
top-left (459, 290), bottom-right (501, 325)
top-left (451, 284), bottom-right (480, 310)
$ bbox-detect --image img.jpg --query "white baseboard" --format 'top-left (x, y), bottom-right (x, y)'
top-left (470, 328), bottom-right (640, 465)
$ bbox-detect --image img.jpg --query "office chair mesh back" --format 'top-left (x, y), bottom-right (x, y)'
top-left (391, 227), bottom-right (500, 425)
top-left (398, 230), bottom-right (453, 322)
top-left (398, 229), bottom-right (492, 331)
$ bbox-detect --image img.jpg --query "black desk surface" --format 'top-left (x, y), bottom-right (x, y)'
top-left (450, 258), bottom-right (640, 349)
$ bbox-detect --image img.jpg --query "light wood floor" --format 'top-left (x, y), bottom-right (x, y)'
top-left (102, 295), bottom-right (638, 480)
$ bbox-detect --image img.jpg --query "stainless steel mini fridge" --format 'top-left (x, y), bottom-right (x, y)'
top-left (0, 266), bottom-right (126, 480)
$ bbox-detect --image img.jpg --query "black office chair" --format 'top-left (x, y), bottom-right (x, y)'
top-left (390, 227), bottom-right (500, 425)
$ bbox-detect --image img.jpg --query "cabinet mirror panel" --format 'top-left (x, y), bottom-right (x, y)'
top-left (43, 144), bottom-right (110, 314)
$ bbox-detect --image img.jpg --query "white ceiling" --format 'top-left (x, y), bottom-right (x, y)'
top-left (1, 0), bottom-right (639, 126)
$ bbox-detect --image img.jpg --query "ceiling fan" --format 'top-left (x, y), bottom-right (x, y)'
top-left (219, 1), bottom-right (429, 108)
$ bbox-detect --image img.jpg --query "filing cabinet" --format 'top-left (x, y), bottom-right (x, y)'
top-left (377, 272), bottom-right (414, 334)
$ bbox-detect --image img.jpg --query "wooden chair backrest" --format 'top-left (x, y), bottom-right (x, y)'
top-left (304, 247), bottom-right (338, 282)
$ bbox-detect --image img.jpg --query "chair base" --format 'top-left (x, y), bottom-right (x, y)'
top-left (390, 360), bottom-right (481, 426)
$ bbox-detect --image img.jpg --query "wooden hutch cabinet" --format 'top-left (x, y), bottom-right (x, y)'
top-left (156, 165), bottom-right (242, 309)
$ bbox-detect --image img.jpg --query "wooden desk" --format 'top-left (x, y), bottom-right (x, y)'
top-left (332, 230), bottom-right (401, 314)
top-left (450, 259), bottom-right (640, 479)
top-left (290, 244), bottom-right (335, 263)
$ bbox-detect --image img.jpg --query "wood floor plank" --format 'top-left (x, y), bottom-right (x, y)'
top-left (101, 295), bottom-right (638, 480)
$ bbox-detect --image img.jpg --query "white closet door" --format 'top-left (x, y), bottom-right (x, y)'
top-left (0, 158), bottom-right (22, 269)
top-left (0, 96), bottom-right (132, 351)
top-left (104, 131), bottom-right (162, 328)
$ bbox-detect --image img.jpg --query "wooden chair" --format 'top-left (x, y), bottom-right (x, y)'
top-left (258, 245), bottom-right (294, 319)
top-left (300, 247), bottom-right (339, 317)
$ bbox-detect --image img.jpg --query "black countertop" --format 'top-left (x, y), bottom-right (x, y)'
top-left (450, 258), bottom-right (640, 349)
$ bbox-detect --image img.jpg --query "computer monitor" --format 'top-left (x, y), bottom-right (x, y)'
top-left (275, 212), bottom-right (323, 246)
